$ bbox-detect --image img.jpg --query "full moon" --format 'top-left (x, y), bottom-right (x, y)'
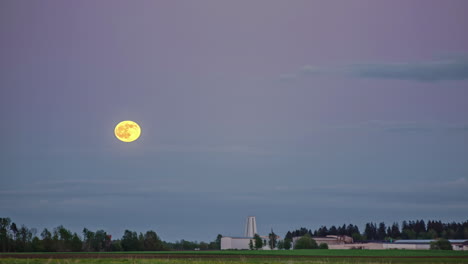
top-left (114, 120), bottom-right (141, 142)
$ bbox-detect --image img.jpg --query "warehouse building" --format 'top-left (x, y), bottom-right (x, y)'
top-left (221, 216), bottom-right (280, 250)
top-left (292, 235), bottom-right (354, 247)
top-left (385, 239), bottom-right (468, 251)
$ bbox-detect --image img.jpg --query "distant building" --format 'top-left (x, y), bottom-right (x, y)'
top-left (292, 235), bottom-right (353, 248)
top-left (384, 239), bottom-right (468, 251)
top-left (244, 216), bottom-right (257, 237)
top-left (221, 216), bottom-right (281, 250)
top-left (221, 236), bottom-right (253, 250)
top-left (327, 239), bottom-right (468, 250)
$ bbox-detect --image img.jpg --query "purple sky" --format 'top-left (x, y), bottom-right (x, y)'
top-left (1, 0), bottom-right (468, 242)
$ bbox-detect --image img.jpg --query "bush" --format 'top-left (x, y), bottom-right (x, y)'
top-left (284, 239), bottom-right (292, 250)
top-left (319, 243), bottom-right (329, 249)
top-left (277, 240), bottom-right (284, 250)
top-left (294, 234), bottom-right (318, 249)
top-left (430, 238), bottom-right (452, 250)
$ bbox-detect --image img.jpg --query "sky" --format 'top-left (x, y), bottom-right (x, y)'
top-left (1, 0), bottom-right (468, 243)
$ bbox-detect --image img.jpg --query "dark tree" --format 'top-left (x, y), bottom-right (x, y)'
top-left (364, 223), bottom-right (377, 240)
top-left (41, 228), bottom-right (53, 252)
top-left (248, 239), bottom-right (253, 250)
top-left (268, 229), bottom-right (277, 249)
top-left (284, 238), bottom-right (292, 250)
top-left (294, 234), bottom-right (318, 249)
top-left (143, 230), bottom-right (163, 251)
top-left (215, 234), bottom-right (222, 250)
top-left (253, 234), bottom-right (263, 250)
top-left (390, 223), bottom-right (401, 239)
top-left (377, 222), bottom-right (386, 240)
top-left (277, 240), bottom-right (284, 249)
top-left (430, 238), bottom-right (453, 250)
top-left (0, 218), bottom-right (11, 252)
top-left (319, 243), bottom-right (329, 249)
top-left (121, 230), bottom-right (139, 251)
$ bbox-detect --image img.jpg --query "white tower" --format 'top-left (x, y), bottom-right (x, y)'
top-left (244, 216), bottom-right (257, 237)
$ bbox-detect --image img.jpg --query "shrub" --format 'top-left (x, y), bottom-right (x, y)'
top-left (430, 238), bottom-right (453, 250)
top-left (319, 243), bottom-right (329, 249)
top-left (294, 234), bottom-right (318, 249)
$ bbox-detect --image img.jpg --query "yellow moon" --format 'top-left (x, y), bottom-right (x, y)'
top-left (114, 120), bottom-right (141, 142)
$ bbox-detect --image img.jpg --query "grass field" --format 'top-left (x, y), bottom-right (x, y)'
top-left (1, 250), bottom-right (468, 264)
top-left (3, 249), bottom-right (468, 257)
top-left (1, 258), bottom-right (468, 264)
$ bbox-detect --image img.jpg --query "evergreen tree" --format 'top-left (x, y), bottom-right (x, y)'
top-left (277, 240), bottom-right (284, 249)
top-left (70, 233), bottom-right (82, 252)
top-left (0, 218), bottom-right (11, 252)
top-left (215, 234), bottom-right (222, 250)
top-left (390, 223), bottom-right (401, 239)
top-left (268, 229), bottom-right (277, 249)
top-left (121, 230), bottom-right (139, 251)
top-left (253, 234), bottom-right (263, 250)
top-left (377, 222), bottom-right (386, 240)
top-left (284, 238), bottom-right (292, 250)
top-left (143, 230), bottom-right (163, 251)
top-left (41, 228), bottom-right (53, 252)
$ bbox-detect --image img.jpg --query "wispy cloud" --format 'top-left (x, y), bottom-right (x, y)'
top-left (320, 120), bottom-right (468, 135)
top-left (278, 73), bottom-right (297, 82)
top-left (351, 59), bottom-right (468, 82)
top-left (280, 57), bottom-right (468, 82)
top-left (2, 177), bottom-right (467, 210)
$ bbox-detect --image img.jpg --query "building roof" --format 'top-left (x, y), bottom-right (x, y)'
top-left (222, 236), bottom-right (253, 239)
top-left (394, 239), bottom-right (468, 244)
top-left (314, 237), bottom-right (342, 240)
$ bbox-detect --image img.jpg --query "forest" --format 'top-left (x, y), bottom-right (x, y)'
top-left (0, 217), bottom-right (221, 252)
top-left (285, 220), bottom-right (468, 242)
top-left (1, 217), bottom-right (467, 252)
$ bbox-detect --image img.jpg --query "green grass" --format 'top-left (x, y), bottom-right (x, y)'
top-left (3, 249), bottom-right (468, 257)
top-left (0, 258), bottom-right (467, 264)
top-left (1, 250), bottom-right (467, 264)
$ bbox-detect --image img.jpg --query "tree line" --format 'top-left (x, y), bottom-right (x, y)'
top-left (0, 218), bottom-right (221, 252)
top-left (247, 231), bottom-right (281, 250)
top-left (285, 220), bottom-right (468, 242)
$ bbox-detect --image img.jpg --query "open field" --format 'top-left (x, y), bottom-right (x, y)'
top-left (1, 250), bottom-right (468, 264)
top-left (2, 249), bottom-right (468, 257)
top-left (0, 258), bottom-right (467, 264)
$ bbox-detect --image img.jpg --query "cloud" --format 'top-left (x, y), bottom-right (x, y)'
top-left (278, 73), bottom-right (297, 82)
top-left (153, 144), bottom-right (272, 155)
top-left (280, 57), bottom-right (468, 82)
top-left (3, 177), bottom-right (467, 210)
top-left (300, 65), bottom-right (322, 75)
top-left (351, 59), bottom-right (468, 82)
top-left (326, 120), bottom-right (468, 134)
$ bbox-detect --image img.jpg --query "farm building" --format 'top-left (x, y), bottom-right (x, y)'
top-left (221, 236), bottom-right (272, 250)
top-left (384, 239), bottom-right (468, 251)
top-left (292, 235), bottom-right (354, 247)
top-left (221, 236), bottom-right (254, 250)
top-left (221, 216), bottom-right (281, 250)
top-left (329, 239), bottom-right (468, 250)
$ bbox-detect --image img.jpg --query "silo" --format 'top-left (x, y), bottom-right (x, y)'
top-left (244, 216), bottom-right (257, 237)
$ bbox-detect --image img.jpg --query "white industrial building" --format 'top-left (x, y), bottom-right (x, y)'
top-left (221, 216), bottom-right (279, 250)
top-left (325, 239), bottom-right (468, 251)
top-left (292, 235), bottom-right (354, 247)
top-left (385, 239), bottom-right (468, 251)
